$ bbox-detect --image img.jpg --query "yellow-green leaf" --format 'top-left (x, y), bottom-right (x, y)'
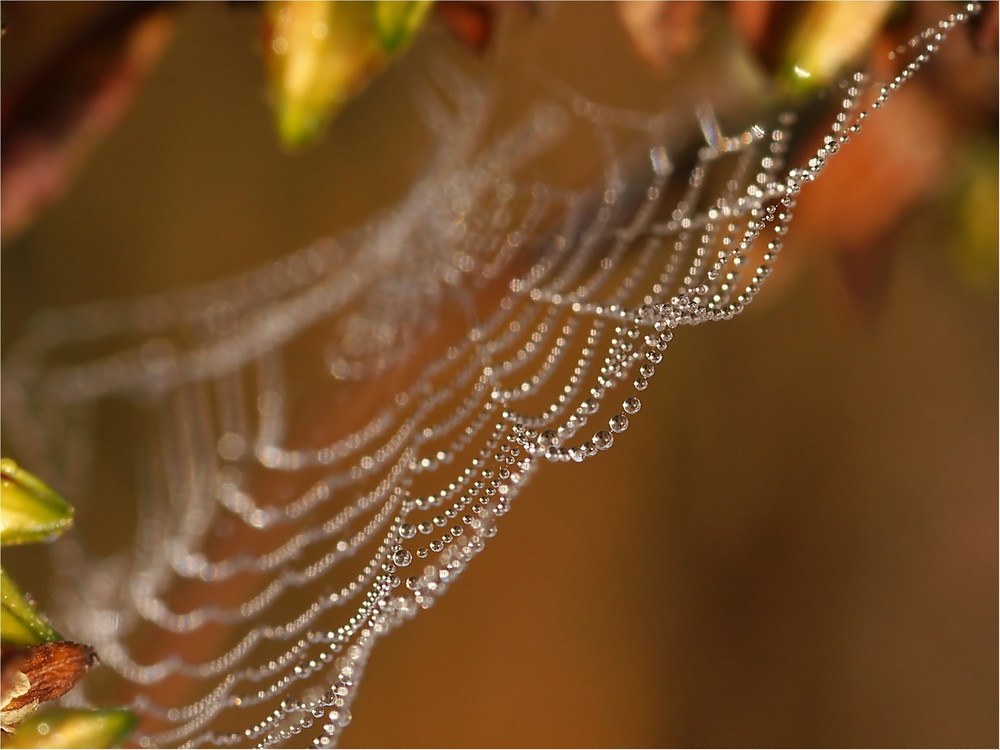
top-left (0, 459), bottom-right (74, 546)
top-left (372, 0), bottom-right (434, 53)
top-left (262, 1), bottom-right (432, 150)
top-left (3, 707), bottom-right (137, 749)
top-left (779, 1), bottom-right (894, 96)
top-left (1, 567), bottom-right (61, 645)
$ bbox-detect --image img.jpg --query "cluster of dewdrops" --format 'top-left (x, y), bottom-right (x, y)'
top-left (263, 11), bottom-right (978, 743)
top-left (372, 9), bottom-right (980, 737)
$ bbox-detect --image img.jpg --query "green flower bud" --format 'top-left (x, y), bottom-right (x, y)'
top-left (1, 567), bottom-right (61, 645)
top-left (780, 1), bottom-right (894, 96)
top-left (263, 1), bottom-right (434, 150)
top-left (0, 459), bottom-right (74, 547)
top-left (2, 707), bottom-right (137, 749)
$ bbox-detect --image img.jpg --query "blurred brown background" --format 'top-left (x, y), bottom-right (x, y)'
top-left (2, 3), bottom-right (996, 747)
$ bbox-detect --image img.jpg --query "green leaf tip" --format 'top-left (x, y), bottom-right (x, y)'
top-left (778, 1), bottom-right (894, 97)
top-left (263, 1), bottom-right (434, 150)
top-left (0, 459), bottom-right (74, 546)
top-left (1, 567), bottom-right (61, 645)
top-left (372, 0), bottom-right (434, 53)
top-left (3, 707), bottom-right (137, 749)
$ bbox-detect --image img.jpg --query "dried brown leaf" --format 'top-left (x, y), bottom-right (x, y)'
top-left (434, 2), bottom-right (536, 53)
top-left (1, 642), bottom-right (97, 728)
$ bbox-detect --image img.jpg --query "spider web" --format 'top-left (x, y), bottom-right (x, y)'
top-left (0, 5), bottom-right (978, 748)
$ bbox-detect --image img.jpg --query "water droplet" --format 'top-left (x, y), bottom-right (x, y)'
top-left (391, 548), bottom-right (412, 567)
top-left (623, 397), bottom-right (641, 415)
top-left (649, 145), bottom-right (671, 176)
top-left (539, 429), bottom-right (559, 447)
top-left (594, 430), bottom-right (614, 450)
top-left (609, 414), bottom-right (629, 433)
top-left (398, 522), bottom-right (416, 539)
top-left (217, 432), bottom-right (246, 460)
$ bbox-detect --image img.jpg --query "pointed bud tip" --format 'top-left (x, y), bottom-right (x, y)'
top-left (0, 460), bottom-right (74, 547)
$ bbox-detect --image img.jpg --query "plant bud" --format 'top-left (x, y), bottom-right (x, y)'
top-left (0, 460), bottom-right (73, 547)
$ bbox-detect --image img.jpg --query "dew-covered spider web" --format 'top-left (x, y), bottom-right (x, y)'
top-left (0, 4), bottom-right (981, 748)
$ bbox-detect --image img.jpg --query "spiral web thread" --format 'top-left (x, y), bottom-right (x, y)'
top-left (0, 6), bottom-right (976, 748)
